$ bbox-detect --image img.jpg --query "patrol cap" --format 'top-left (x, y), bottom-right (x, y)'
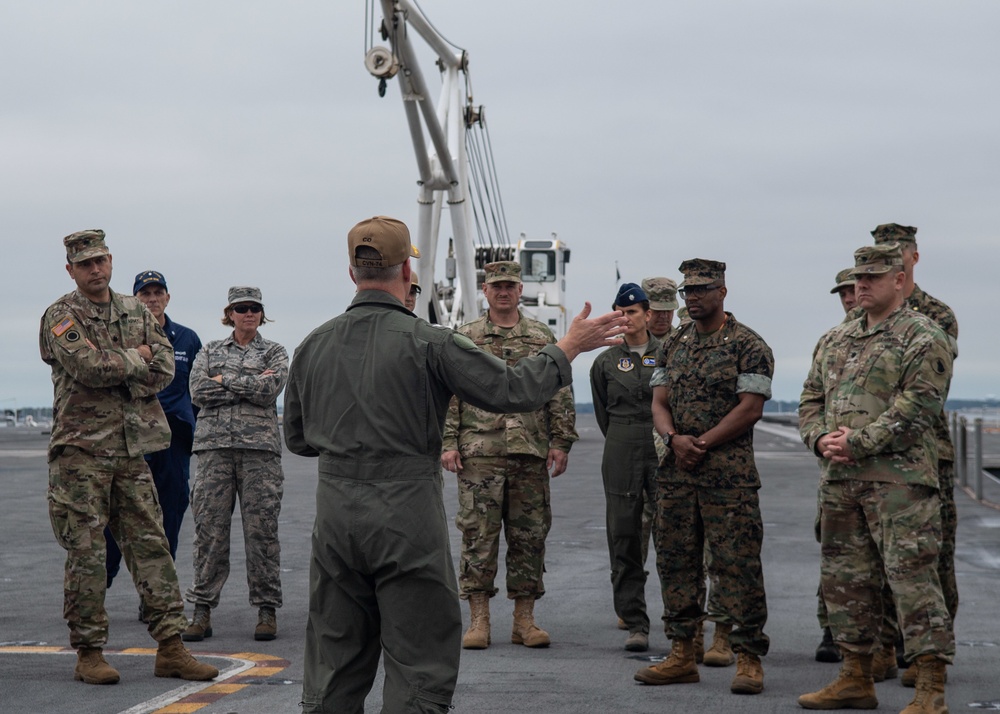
top-left (410, 270), bottom-right (421, 293)
top-left (133, 270), bottom-right (168, 295)
top-left (614, 282), bottom-right (647, 308)
top-left (484, 261), bottom-right (522, 284)
top-left (871, 223), bottom-right (917, 245)
top-left (849, 244), bottom-right (903, 276)
top-left (678, 258), bottom-right (726, 287)
top-left (641, 277), bottom-right (679, 311)
top-left (227, 285), bottom-right (264, 306)
top-left (63, 229), bottom-right (109, 264)
top-left (829, 268), bottom-right (856, 294)
top-left (348, 216), bottom-right (419, 268)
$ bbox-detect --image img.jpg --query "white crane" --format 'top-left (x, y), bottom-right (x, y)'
top-left (363, 0), bottom-right (570, 336)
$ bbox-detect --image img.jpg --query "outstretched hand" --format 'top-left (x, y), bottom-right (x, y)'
top-left (555, 303), bottom-right (628, 361)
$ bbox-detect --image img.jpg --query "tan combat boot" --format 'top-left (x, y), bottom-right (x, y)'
top-left (798, 651), bottom-right (878, 710)
top-left (181, 604), bottom-right (212, 642)
top-left (462, 593), bottom-right (491, 649)
top-left (511, 596), bottom-right (550, 647)
top-left (900, 655), bottom-right (948, 714)
top-left (872, 644), bottom-right (898, 682)
top-left (74, 648), bottom-right (120, 685)
top-left (902, 660), bottom-right (947, 688)
top-left (154, 634), bottom-right (219, 681)
top-left (634, 637), bottom-right (700, 685)
top-left (703, 623), bottom-right (735, 667)
top-left (731, 652), bottom-right (764, 694)
top-left (694, 620), bottom-right (705, 664)
top-left (255, 606), bottom-right (277, 641)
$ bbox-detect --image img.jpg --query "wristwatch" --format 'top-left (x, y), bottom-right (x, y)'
top-left (662, 432), bottom-right (675, 448)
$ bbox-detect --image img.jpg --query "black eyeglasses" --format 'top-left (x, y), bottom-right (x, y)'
top-left (678, 285), bottom-right (720, 299)
top-left (231, 304), bottom-right (262, 314)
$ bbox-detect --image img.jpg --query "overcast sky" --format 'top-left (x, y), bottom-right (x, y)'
top-left (2, 1), bottom-right (997, 412)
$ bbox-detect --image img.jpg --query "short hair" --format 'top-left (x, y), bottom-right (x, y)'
top-left (222, 305), bottom-right (272, 327)
top-left (351, 245), bottom-right (403, 282)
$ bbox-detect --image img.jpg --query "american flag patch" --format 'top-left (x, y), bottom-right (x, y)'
top-left (52, 317), bottom-right (74, 337)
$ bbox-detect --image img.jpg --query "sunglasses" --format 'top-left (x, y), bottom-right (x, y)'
top-left (231, 304), bottom-right (262, 314)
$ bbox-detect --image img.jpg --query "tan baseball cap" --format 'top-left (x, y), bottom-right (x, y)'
top-left (348, 216), bottom-right (420, 268)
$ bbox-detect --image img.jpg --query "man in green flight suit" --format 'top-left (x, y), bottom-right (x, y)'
top-left (283, 216), bottom-right (628, 714)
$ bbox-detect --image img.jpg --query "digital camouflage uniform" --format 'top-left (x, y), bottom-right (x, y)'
top-left (800, 303), bottom-right (955, 663)
top-left (651, 312), bottom-right (774, 656)
top-left (590, 332), bottom-right (662, 635)
top-left (187, 329), bottom-right (288, 610)
top-left (40, 287), bottom-right (188, 649)
top-left (284, 289), bottom-right (577, 714)
top-left (442, 311), bottom-right (578, 601)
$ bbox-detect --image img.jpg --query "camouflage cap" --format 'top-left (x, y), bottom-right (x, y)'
top-left (227, 285), bottom-right (263, 306)
top-left (678, 258), bottom-right (726, 287)
top-left (829, 268), bottom-right (856, 294)
top-left (410, 270), bottom-right (421, 293)
top-left (614, 282), bottom-right (647, 308)
top-left (484, 261), bottom-right (522, 284)
top-left (871, 223), bottom-right (917, 245)
top-left (641, 277), bottom-right (679, 310)
top-left (133, 269), bottom-right (167, 295)
top-left (348, 216), bottom-right (419, 268)
top-left (63, 229), bottom-right (109, 264)
top-left (850, 244), bottom-right (903, 277)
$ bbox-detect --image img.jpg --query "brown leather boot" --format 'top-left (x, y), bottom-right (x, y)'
top-left (872, 644), bottom-right (898, 682)
top-left (511, 597), bottom-right (550, 647)
top-left (900, 655), bottom-right (948, 714)
top-left (462, 593), bottom-right (491, 649)
top-left (798, 651), bottom-right (878, 709)
top-left (181, 604), bottom-right (212, 642)
top-left (154, 634), bottom-right (219, 681)
top-left (74, 648), bottom-right (120, 685)
top-left (703, 623), bottom-right (735, 667)
top-left (694, 620), bottom-right (705, 664)
top-left (731, 652), bottom-right (764, 694)
top-left (634, 637), bottom-right (700, 685)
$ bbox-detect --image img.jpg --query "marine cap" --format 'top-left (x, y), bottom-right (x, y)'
top-left (227, 285), bottom-right (263, 306)
top-left (63, 229), bottom-right (110, 264)
top-left (829, 268), bottom-right (856, 294)
top-left (133, 270), bottom-right (168, 295)
top-left (871, 223), bottom-right (917, 245)
top-left (348, 216), bottom-right (419, 268)
top-left (484, 261), bottom-right (522, 284)
top-left (641, 277), bottom-right (679, 311)
top-left (614, 282), bottom-right (647, 308)
top-left (850, 244), bottom-right (903, 277)
top-left (677, 258), bottom-right (726, 287)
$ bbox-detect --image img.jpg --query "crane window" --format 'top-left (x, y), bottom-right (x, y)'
top-left (521, 251), bottom-right (556, 282)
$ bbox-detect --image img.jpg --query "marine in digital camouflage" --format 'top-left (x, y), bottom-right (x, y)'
top-left (41, 281), bottom-right (187, 649)
top-left (651, 311), bottom-right (773, 654)
top-left (442, 310), bottom-right (577, 599)
top-left (799, 304), bottom-right (954, 662)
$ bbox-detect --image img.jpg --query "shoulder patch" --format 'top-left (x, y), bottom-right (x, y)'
top-left (52, 317), bottom-right (74, 337)
top-left (453, 333), bottom-right (479, 351)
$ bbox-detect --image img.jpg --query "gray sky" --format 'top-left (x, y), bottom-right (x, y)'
top-left (3, 0), bottom-right (998, 410)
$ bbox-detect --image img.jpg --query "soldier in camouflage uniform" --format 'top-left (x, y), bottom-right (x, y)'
top-left (183, 286), bottom-right (288, 642)
top-left (40, 229), bottom-right (217, 685)
top-left (798, 243), bottom-right (954, 713)
top-left (442, 260), bottom-right (578, 650)
top-left (590, 282), bottom-right (664, 653)
top-left (635, 259), bottom-right (773, 695)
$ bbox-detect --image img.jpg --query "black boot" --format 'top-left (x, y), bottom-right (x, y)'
top-left (815, 627), bottom-right (843, 663)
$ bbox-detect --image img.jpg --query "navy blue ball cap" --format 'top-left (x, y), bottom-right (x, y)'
top-left (614, 282), bottom-right (647, 307)
top-left (133, 270), bottom-right (168, 295)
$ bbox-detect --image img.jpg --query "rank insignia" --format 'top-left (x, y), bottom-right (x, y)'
top-left (617, 357), bottom-right (634, 372)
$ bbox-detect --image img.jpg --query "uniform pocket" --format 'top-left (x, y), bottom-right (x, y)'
top-left (47, 486), bottom-right (93, 552)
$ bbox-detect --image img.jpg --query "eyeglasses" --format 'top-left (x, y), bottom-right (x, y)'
top-left (678, 285), bottom-right (720, 299)
top-left (409, 286), bottom-right (422, 295)
top-left (231, 304), bottom-right (262, 314)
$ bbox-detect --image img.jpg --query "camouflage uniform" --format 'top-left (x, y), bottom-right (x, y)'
top-left (651, 312), bottom-right (774, 656)
top-left (442, 311), bottom-right (577, 600)
top-left (40, 284), bottom-right (188, 648)
top-left (187, 329), bottom-right (288, 610)
top-left (800, 298), bottom-right (955, 662)
top-left (590, 332), bottom-right (662, 635)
